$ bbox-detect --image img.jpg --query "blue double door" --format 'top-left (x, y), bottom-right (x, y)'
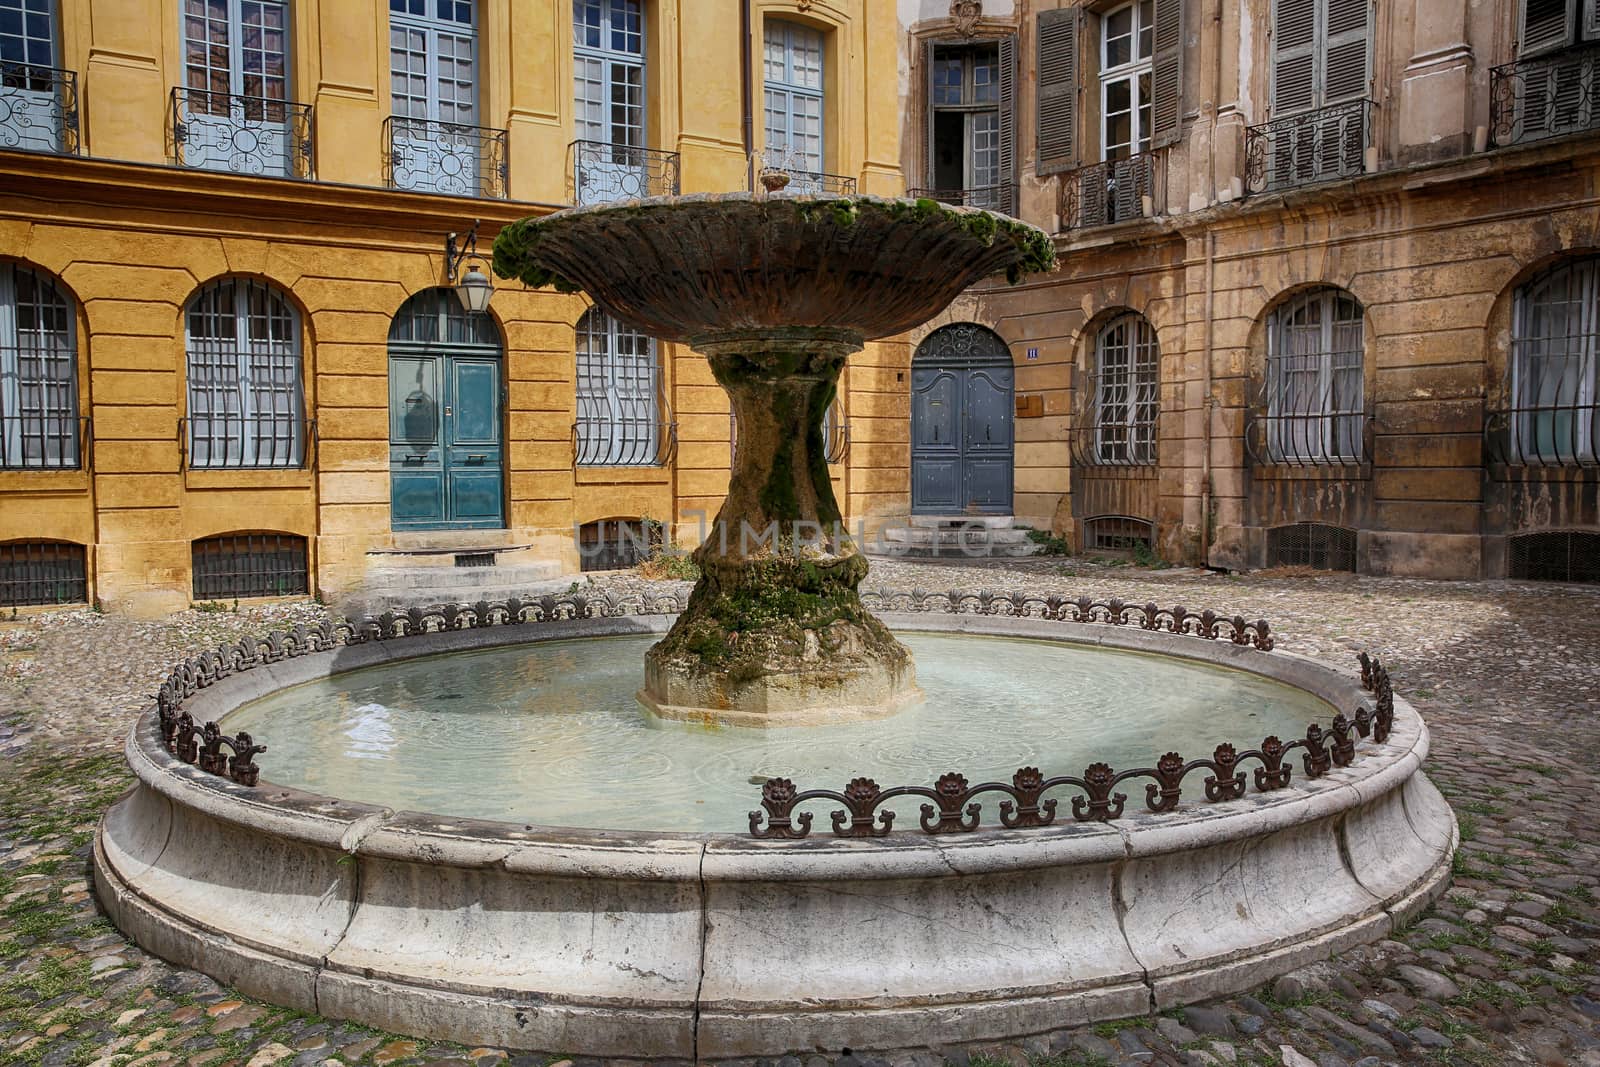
top-left (910, 324), bottom-right (1015, 515)
top-left (389, 351), bottom-right (505, 529)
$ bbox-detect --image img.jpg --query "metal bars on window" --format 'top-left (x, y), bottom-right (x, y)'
top-left (191, 532), bottom-right (308, 599)
top-left (1491, 258), bottom-right (1600, 467)
top-left (575, 307), bottom-right (673, 467)
top-left (0, 263), bottom-right (79, 469)
top-left (184, 278), bottom-right (305, 469)
top-left (0, 540), bottom-right (86, 607)
top-left (1079, 312), bottom-right (1158, 466)
top-left (1250, 288), bottom-right (1367, 467)
top-left (1082, 515), bottom-right (1153, 551)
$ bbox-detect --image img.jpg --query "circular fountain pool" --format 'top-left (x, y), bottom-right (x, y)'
top-left (94, 607), bottom-right (1456, 1063)
top-left (223, 632), bottom-right (1329, 832)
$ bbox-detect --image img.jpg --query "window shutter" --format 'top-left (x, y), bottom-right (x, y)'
top-left (1521, 0), bottom-right (1577, 56)
top-left (924, 39), bottom-right (940, 186)
top-left (1588, 0), bottom-right (1600, 39)
top-left (999, 33), bottom-right (1017, 213)
top-left (1271, 0), bottom-right (1317, 115)
top-left (1150, 0), bottom-right (1184, 146)
top-left (1322, 0), bottom-right (1370, 104)
top-left (1036, 7), bottom-right (1079, 174)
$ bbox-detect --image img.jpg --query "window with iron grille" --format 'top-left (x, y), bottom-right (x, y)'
top-left (1509, 530), bottom-right (1600, 582)
top-left (185, 278), bottom-right (304, 468)
top-left (575, 306), bottom-right (665, 466)
top-left (1265, 288), bottom-right (1365, 463)
top-left (0, 540), bottom-right (86, 607)
top-left (578, 518), bottom-right (664, 572)
top-left (1087, 312), bottom-right (1158, 465)
top-left (0, 262), bottom-right (79, 469)
top-left (1508, 257), bottom-right (1600, 465)
top-left (1083, 515), bottom-right (1153, 551)
top-left (192, 532), bottom-right (308, 599)
top-left (1266, 522), bottom-right (1356, 571)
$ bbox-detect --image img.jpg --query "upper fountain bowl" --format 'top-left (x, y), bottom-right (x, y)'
top-left (492, 193), bottom-right (1057, 346)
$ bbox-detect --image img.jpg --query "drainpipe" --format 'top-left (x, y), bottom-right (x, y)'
top-left (741, 0), bottom-right (753, 190)
top-left (1200, 230), bottom-right (1215, 565)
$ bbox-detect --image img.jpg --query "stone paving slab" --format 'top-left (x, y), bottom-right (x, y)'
top-left (2, 561), bottom-right (1599, 1066)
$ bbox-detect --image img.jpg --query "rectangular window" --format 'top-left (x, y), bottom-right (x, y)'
top-left (1, 0), bottom-right (76, 154)
top-left (763, 20), bottom-right (825, 186)
top-left (1100, 1), bottom-right (1154, 160)
top-left (573, 0), bottom-right (649, 205)
top-left (927, 43), bottom-right (1003, 206)
top-left (388, 0), bottom-right (494, 196)
top-left (176, 0), bottom-right (300, 176)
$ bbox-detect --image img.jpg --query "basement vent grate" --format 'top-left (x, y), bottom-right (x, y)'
top-left (454, 552), bottom-right (496, 569)
top-left (1508, 531), bottom-right (1600, 583)
top-left (1266, 523), bottom-right (1357, 572)
top-left (579, 519), bottom-right (664, 572)
top-left (193, 533), bottom-right (308, 600)
top-left (1083, 515), bottom-right (1154, 552)
top-left (0, 541), bottom-right (88, 608)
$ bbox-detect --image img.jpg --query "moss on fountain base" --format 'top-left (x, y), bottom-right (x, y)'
top-left (640, 552), bottom-right (919, 727)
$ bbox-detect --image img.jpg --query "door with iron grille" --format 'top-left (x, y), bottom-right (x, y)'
top-left (910, 324), bottom-right (1014, 514)
top-left (388, 289), bottom-right (504, 530)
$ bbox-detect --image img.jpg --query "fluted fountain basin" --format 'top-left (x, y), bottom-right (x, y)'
top-left (94, 610), bottom-right (1456, 1062)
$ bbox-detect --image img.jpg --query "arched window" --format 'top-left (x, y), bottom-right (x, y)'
top-left (1510, 257), bottom-right (1599, 465)
top-left (1088, 312), bottom-right (1158, 465)
top-left (572, 0), bottom-right (651, 204)
top-left (763, 20), bottom-right (826, 189)
top-left (0, 262), bottom-right (78, 469)
top-left (185, 278), bottom-right (304, 468)
top-left (576, 306), bottom-right (666, 466)
top-left (1265, 288), bottom-right (1364, 463)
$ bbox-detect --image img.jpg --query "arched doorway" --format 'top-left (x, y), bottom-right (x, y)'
top-left (910, 323), bottom-right (1014, 515)
top-left (387, 289), bottom-right (505, 529)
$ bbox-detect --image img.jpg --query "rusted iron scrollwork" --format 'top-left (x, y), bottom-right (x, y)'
top-left (858, 589), bottom-right (1274, 650)
top-left (749, 651), bottom-right (1396, 839)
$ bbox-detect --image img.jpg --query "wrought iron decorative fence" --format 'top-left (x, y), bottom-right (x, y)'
top-left (570, 139), bottom-right (680, 204)
top-left (1245, 99), bottom-right (1371, 194)
top-left (0, 413), bottom-right (88, 470)
top-left (574, 399), bottom-right (677, 467)
top-left (0, 540), bottom-right (88, 607)
top-left (1245, 409), bottom-right (1373, 469)
top-left (170, 87), bottom-right (313, 178)
top-left (0, 62), bottom-right (78, 154)
top-left (1491, 41), bottom-right (1600, 147)
top-left (1484, 401), bottom-right (1600, 467)
top-left (905, 182), bottom-right (1016, 215)
top-left (751, 150), bottom-right (856, 196)
top-left (385, 116), bottom-right (509, 199)
top-left (1070, 411), bottom-right (1158, 468)
top-left (1057, 152), bottom-right (1161, 230)
top-left (750, 654), bottom-right (1394, 838)
top-left (179, 415), bottom-right (316, 470)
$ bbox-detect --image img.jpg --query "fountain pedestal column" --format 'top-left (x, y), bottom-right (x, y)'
top-left (640, 328), bottom-right (918, 726)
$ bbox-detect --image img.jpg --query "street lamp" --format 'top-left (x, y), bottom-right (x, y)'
top-left (445, 220), bottom-right (494, 314)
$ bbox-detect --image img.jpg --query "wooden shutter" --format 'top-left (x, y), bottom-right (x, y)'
top-left (1322, 0), bottom-right (1370, 104)
top-left (1521, 0), bottom-right (1577, 55)
top-left (924, 39), bottom-right (940, 186)
top-left (1271, 0), bottom-right (1318, 114)
top-left (1588, 0), bottom-right (1600, 39)
top-left (999, 34), bottom-right (1017, 213)
top-left (1150, 0), bottom-right (1184, 146)
top-left (1036, 7), bottom-right (1079, 174)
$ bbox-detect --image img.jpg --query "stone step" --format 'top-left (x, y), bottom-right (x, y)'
top-left (341, 561), bottom-right (571, 615)
top-left (381, 530), bottom-right (529, 552)
top-left (865, 540), bottom-right (1042, 560)
top-left (879, 526), bottom-right (1032, 546)
top-left (907, 514), bottom-right (1016, 530)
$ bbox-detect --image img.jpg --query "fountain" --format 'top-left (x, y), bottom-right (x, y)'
top-left (93, 194), bottom-right (1456, 1063)
top-left (492, 193), bottom-right (1054, 725)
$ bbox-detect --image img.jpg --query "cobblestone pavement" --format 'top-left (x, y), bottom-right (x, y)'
top-left (3, 560), bottom-right (1600, 1067)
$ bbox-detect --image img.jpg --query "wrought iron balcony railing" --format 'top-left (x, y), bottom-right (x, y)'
top-left (171, 87), bottom-right (313, 178)
top-left (0, 413), bottom-right (89, 470)
top-left (0, 62), bottom-right (79, 155)
top-left (1057, 152), bottom-right (1162, 231)
top-left (905, 182), bottom-right (1016, 216)
top-left (1069, 413), bottom-right (1158, 468)
top-left (575, 396), bottom-right (676, 467)
top-left (751, 150), bottom-right (856, 196)
top-left (570, 139), bottom-right (680, 205)
top-left (1491, 41), bottom-right (1600, 147)
top-left (1245, 409), bottom-right (1372, 470)
top-left (1484, 400), bottom-right (1600, 468)
top-left (1245, 99), bottom-right (1371, 195)
top-left (180, 414), bottom-right (317, 471)
top-left (385, 115), bottom-right (508, 199)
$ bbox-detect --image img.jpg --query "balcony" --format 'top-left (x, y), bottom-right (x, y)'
top-left (0, 62), bottom-right (79, 155)
top-left (905, 182), bottom-right (1016, 216)
top-left (751, 150), bottom-right (856, 196)
top-left (1057, 153), bottom-right (1162, 231)
top-left (1491, 42), bottom-right (1600, 148)
top-left (171, 87), bottom-right (312, 178)
top-left (570, 140), bottom-right (680, 205)
top-left (385, 116), bottom-right (508, 199)
top-left (1245, 99), bottom-right (1371, 194)
top-left (1484, 400), bottom-right (1599, 468)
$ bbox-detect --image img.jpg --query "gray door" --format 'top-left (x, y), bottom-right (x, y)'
top-left (911, 324), bottom-right (1014, 515)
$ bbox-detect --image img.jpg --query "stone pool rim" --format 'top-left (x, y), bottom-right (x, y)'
top-left (93, 610), bottom-right (1457, 1061)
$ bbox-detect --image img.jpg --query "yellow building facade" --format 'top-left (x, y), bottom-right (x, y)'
top-left (0, 0), bottom-right (910, 615)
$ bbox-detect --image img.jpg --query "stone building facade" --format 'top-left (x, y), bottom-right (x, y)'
top-left (0, 0), bottom-right (907, 615)
top-left (895, 0), bottom-right (1600, 580)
